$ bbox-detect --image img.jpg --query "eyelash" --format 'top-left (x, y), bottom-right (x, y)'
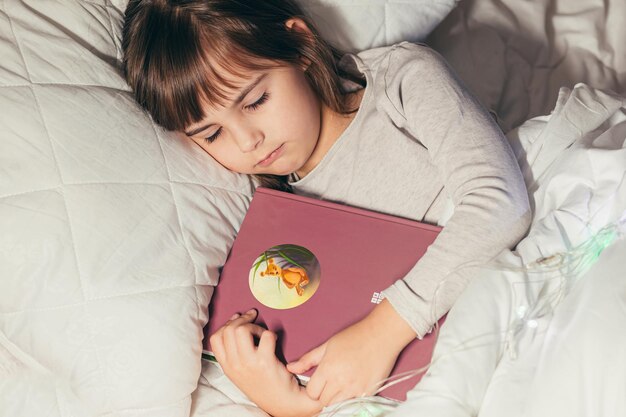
top-left (204, 92), bottom-right (270, 143)
top-left (246, 92), bottom-right (269, 111)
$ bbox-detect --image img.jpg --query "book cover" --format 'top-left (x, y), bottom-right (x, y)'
top-left (203, 187), bottom-right (443, 401)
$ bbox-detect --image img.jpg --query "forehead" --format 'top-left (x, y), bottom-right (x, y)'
top-left (201, 50), bottom-right (280, 101)
top-left (195, 67), bottom-right (268, 123)
top-left (185, 63), bottom-right (275, 134)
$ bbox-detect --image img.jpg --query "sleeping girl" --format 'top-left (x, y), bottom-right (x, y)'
top-left (121, 1), bottom-right (531, 416)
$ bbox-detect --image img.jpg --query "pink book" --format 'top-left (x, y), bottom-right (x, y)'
top-left (203, 187), bottom-right (444, 401)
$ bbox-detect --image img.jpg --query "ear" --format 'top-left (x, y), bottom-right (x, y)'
top-left (285, 17), bottom-right (313, 70)
top-left (285, 17), bottom-right (312, 35)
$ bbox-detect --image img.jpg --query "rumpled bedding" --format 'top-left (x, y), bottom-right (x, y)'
top-left (2, 0), bottom-right (626, 416)
top-left (386, 83), bottom-right (626, 417)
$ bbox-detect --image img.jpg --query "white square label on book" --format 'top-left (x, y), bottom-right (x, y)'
top-left (370, 292), bottom-right (385, 304)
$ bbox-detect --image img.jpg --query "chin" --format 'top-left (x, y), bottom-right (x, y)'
top-left (269, 169), bottom-right (294, 177)
top-left (269, 161), bottom-right (300, 177)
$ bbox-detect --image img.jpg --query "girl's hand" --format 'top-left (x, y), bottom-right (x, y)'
top-left (286, 300), bottom-right (416, 406)
top-left (210, 309), bottom-right (322, 417)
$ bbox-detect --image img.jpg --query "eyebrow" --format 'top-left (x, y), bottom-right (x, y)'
top-left (184, 73), bottom-right (268, 137)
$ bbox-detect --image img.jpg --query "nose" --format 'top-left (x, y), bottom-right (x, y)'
top-left (232, 122), bottom-right (263, 153)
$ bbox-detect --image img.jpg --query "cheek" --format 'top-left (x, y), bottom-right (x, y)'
top-left (262, 100), bottom-right (305, 138)
top-left (275, 72), bottom-right (320, 126)
top-left (194, 139), bottom-right (238, 169)
top-left (191, 137), bottom-right (211, 156)
top-left (281, 90), bottom-right (320, 134)
top-left (211, 143), bottom-right (240, 167)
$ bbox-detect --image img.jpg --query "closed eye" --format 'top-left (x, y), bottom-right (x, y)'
top-left (203, 93), bottom-right (269, 144)
top-left (245, 92), bottom-right (269, 111)
top-left (204, 128), bottom-right (222, 144)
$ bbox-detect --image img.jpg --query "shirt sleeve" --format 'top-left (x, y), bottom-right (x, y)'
top-left (379, 43), bottom-right (531, 338)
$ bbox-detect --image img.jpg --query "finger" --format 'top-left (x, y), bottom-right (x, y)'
top-left (209, 310), bottom-right (256, 364)
top-left (234, 323), bottom-right (267, 358)
top-left (225, 312), bottom-right (241, 325)
top-left (257, 330), bottom-right (278, 358)
top-left (208, 331), bottom-right (226, 363)
top-left (223, 309), bottom-right (257, 345)
top-left (228, 308), bottom-right (258, 326)
top-left (222, 324), bottom-right (240, 365)
top-left (304, 373), bottom-right (326, 401)
top-left (223, 323), bottom-right (257, 361)
top-left (286, 343), bottom-right (326, 374)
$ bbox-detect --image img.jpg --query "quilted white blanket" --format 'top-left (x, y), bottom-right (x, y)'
top-left (0, 1), bottom-right (253, 416)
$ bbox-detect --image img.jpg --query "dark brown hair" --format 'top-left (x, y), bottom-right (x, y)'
top-left (122, 0), bottom-right (355, 192)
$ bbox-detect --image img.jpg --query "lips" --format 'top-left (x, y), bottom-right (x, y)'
top-left (257, 143), bottom-right (284, 167)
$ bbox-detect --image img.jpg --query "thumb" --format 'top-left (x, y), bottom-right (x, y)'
top-left (287, 343), bottom-right (327, 374)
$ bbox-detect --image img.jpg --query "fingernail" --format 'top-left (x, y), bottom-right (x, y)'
top-left (230, 313), bottom-right (240, 320)
top-left (246, 308), bottom-right (257, 315)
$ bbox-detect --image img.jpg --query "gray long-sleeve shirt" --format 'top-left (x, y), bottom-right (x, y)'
top-left (288, 42), bottom-right (531, 338)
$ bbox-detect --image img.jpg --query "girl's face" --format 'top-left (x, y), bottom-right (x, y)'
top-left (184, 62), bottom-right (322, 177)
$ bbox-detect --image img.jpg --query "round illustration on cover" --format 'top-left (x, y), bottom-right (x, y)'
top-left (249, 244), bottom-right (321, 309)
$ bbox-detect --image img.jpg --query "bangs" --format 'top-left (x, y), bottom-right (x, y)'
top-left (125, 8), bottom-right (284, 132)
top-left (193, 38), bottom-right (282, 120)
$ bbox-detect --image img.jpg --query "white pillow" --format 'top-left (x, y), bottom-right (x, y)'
top-left (0, 1), bottom-right (252, 416)
top-left (299, 0), bottom-right (457, 52)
